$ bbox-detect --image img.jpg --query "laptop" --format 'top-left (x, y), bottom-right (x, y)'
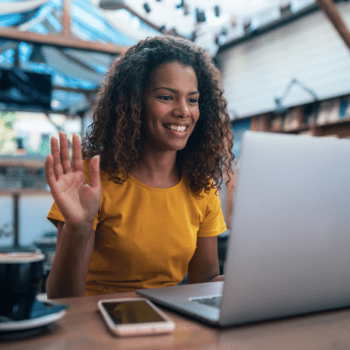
top-left (137, 131), bottom-right (350, 327)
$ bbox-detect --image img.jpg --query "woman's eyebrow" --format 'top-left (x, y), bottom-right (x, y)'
top-left (153, 87), bottom-right (200, 95)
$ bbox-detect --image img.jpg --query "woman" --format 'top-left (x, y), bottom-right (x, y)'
top-left (45, 36), bottom-right (234, 299)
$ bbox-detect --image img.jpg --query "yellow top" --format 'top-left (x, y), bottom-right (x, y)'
top-left (47, 161), bottom-right (226, 296)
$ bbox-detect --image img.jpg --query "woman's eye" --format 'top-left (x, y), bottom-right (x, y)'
top-left (158, 95), bottom-right (172, 101)
top-left (189, 98), bottom-right (199, 103)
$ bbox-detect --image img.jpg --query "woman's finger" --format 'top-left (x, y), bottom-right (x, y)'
top-left (59, 131), bottom-right (71, 174)
top-left (72, 133), bottom-right (84, 172)
top-left (51, 136), bottom-right (63, 179)
top-left (89, 155), bottom-right (102, 192)
top-left (45, 154), bottom-right (56, 189)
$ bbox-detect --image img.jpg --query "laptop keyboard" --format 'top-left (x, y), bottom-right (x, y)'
top-left (191, 296), bottom-right (222, 309)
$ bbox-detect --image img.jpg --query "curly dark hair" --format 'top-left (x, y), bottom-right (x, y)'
top-left (82, 35), bottom-right (234, 195)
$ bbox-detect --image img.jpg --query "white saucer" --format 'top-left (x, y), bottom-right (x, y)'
top-left (0, 301), bottom-right (67, 332)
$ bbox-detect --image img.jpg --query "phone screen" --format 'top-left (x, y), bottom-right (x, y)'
top-left (101, 300), bottom-right (167, 325)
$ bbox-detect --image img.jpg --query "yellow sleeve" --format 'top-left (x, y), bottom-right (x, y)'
top-left (47, 201), bottom-right (65, 228)
top-left (47, 160), bottom-right (100, 231)
top-left (197, 188), bottom-right (227, 238)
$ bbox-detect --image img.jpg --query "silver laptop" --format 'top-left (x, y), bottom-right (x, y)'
top-left (137, 131), bottom-right (350, 327)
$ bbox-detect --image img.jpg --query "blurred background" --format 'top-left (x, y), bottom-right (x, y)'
top-left (1, 0), bottom-right (350, 275)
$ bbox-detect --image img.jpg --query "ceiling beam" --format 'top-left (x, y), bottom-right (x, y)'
top-left (53, 86), bottom-right (98, 93)
top-left (316, 0), bottom-right (350, 50)
top-left (123, 4), bottom-right (161, 32)
top-left (123, 4), bottom-right (184, 38)
top-left (53, 86), bottom-right (99, 97)
top-left (0, 28), bottom-right (127, 55)
top-left (62, 0), bottom-right (72, 37)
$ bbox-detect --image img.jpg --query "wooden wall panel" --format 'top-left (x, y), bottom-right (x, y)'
top-left (217, 3), bottom-right (350, 119)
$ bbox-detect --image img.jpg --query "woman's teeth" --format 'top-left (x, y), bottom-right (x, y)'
top-left (165, 125), bottom-right (187, 132)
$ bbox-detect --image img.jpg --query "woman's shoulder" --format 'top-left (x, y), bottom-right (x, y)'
top-left (182, 177), bottom-right (219, 202)
top-left (201, 183), bottom-right (220, 202)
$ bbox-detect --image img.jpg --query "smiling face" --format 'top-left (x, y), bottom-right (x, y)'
top-left (141, 61), bottom-right (200, 152)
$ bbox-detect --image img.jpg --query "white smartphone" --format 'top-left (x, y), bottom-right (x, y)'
top-left (98, 298), bottom-right (175, 337)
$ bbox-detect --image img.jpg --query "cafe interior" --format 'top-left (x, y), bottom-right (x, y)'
top-left (1, 0), bottom-right (350, 348)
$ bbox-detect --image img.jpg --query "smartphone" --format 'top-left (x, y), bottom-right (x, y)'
top-left (98, 298), bottom-right (175, 336)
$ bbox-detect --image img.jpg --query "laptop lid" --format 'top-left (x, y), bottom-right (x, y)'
top-left (219, 131), bottom-right (350, 326)
top-left (138, 131), bottom-right (350, 327)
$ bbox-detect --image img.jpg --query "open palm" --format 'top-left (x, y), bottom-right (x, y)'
top-left (45, 132), bottom-right (102, 227)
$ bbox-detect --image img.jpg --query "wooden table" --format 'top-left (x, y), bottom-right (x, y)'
top-left (2, 292), bottom-right (350, 350)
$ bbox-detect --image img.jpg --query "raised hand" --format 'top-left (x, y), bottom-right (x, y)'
top-left (45, 131), bottom-right (102, 227)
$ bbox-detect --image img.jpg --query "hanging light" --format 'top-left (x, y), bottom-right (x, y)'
top-left (176, 0), bottom-right (184, 9)
top-left (196, 8), bottom-right (206, 23)
top-left (220, 27), bottom-right (228, 36)
top-left (190, 30), bottom-right (197, 42)
top-left (231, 15), bottom-right (237, 27)
top-left (143, 2), bottom-right (151, 13)
top-left (184, 3), bottom-right (189, 15)
top-left (280, 1), bottom-right (292, 16)
top-left (214, 5), bottom-right (220, 17)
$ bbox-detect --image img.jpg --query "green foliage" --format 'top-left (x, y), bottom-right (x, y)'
top-left (0, 111), bottom-right (16, 130)
top-left (0, 111), bottom-right (17, 154)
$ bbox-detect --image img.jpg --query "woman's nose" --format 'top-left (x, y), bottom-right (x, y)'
top-left (172, 99), bottom-right (190, 118)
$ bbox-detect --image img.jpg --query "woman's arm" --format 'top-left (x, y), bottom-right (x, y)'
top-left (46, 221), bottom-right (95, 299)
top-left (187, 236), bottom-right (223, 284)
top-left (45, 132), bottom-right (102, 299)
